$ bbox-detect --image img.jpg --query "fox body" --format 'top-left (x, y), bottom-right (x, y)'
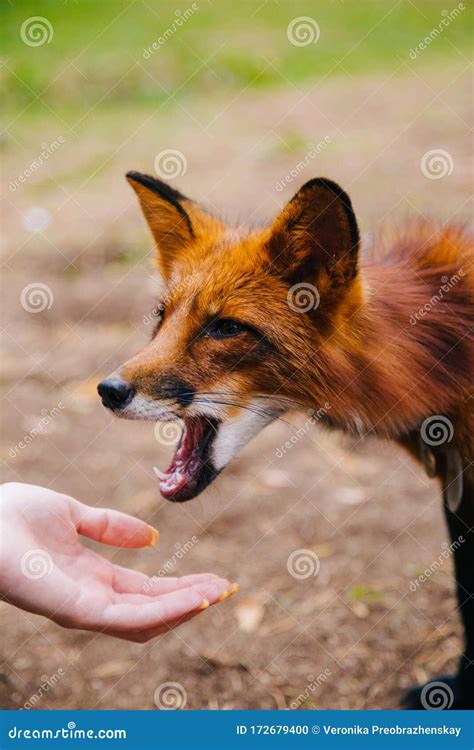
top-left (98, 173), bottom-right (473, 708)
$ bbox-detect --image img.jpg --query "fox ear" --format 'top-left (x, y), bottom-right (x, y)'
top-left (126, 171), bottom-right (220, 276)
top-left (268, 178), bottom-right (360, 289)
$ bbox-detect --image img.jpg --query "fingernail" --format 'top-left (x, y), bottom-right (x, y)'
top-left (147, 525), bottom-right (160, 547)
top-left (197, 598), bottom-right (210, 610)
top-left (219, 583), bottom-right (239, 601)
top-left (227, 582), bottom-right (239, 598)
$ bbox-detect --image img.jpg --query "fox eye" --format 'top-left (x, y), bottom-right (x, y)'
top-left (151, 303), bottom-right (165, 334)
top-left (205, 318), bottom-right (248, 339)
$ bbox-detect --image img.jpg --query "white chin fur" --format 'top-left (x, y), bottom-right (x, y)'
top-left (211, 406), bottom-right (277, 471)
top-left (116, 395), bottom-right (176, 421)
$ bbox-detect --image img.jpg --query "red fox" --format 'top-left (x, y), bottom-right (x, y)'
top-left (98, 172), bottom-right (473, 709)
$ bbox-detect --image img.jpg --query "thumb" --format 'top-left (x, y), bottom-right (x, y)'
top-left (70, 500), bottom-right (159, 548)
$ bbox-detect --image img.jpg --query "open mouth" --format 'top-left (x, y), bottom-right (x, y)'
top-left (155, 417), bottom-right (219, 502)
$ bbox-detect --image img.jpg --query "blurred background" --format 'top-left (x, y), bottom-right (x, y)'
top-left (1, 0), bottom-right (472, 709)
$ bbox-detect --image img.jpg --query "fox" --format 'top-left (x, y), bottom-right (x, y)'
top-left (98, 171), bottom-right (473, 709)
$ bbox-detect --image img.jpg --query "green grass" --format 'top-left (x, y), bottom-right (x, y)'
top-left (2, 0), bottom-right (472, 123)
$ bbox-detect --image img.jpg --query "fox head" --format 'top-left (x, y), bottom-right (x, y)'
top-left (98, 172), bottom-right (363, 501)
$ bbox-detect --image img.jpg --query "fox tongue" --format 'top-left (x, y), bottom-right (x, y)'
top-left (158, 418), bottom-right (208, 498)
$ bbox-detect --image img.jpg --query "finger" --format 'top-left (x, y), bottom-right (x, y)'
top-left (142, 573), bottom-right (229, 596)
top-left (112, 567), bottom-right (226, 596)
top-left (103, 579), bottom-right (233, 632)
top-left (70, 500), bottom-right (158, 548)
top-left (126, 594), bottom-right (233, 641)
top-left (106, 591), bottom-right (235, 642)
top-left (107, 611), bottom-right (202, 642)
top-left (112, 575), bottom-right (233, 604)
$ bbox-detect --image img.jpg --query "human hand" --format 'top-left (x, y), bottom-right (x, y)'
top-left (0, 483), bottom-right (236, 642)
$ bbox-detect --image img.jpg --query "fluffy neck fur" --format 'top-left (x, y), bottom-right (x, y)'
top-left (315, 225), bottom-right (473, 439)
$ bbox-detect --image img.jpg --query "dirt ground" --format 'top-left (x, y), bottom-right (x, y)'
top-left (1, 66), bottom-right (472, 710)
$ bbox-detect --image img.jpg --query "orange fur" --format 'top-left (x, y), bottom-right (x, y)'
top-left (121, 174), bottom-right (473, 482)
top-left (97, 172), bottom-right (474, 706)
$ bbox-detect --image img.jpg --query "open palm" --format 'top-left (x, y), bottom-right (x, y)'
top-left (0, 483), bottom-right (234, 642)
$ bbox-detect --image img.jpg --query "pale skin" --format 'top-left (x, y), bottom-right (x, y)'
top-left (0, 483), bottom-right (236, 642)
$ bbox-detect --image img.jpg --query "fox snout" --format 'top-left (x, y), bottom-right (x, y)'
top-left (97, 370), bottom-right (194, 418)
top-left (97, 378), bottom-right (135, 411)
top-left (97, 369), bottom-right (225, 503)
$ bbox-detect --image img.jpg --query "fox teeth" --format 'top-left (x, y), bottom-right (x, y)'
top-left (153, 466), bottom-right (167, 480)
top-left (174, 472), bottom-right (184, 484)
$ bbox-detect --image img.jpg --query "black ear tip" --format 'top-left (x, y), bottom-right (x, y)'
top-left (125, 171), bottom-right (187, 203)
top-left (299, 177), bottom-right (350, 204)
top-left (126, 170), bottom-right (158, 187)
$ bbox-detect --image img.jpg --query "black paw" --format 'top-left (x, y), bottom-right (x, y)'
top-left (401, 674), bottom-right (470, 710)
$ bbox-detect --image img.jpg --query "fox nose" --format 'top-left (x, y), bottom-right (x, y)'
top-left (97, 378), bottom-right (135, 410)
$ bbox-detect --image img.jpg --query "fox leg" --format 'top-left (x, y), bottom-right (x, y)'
top-left (402, 475), bottom-right (474, 709)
